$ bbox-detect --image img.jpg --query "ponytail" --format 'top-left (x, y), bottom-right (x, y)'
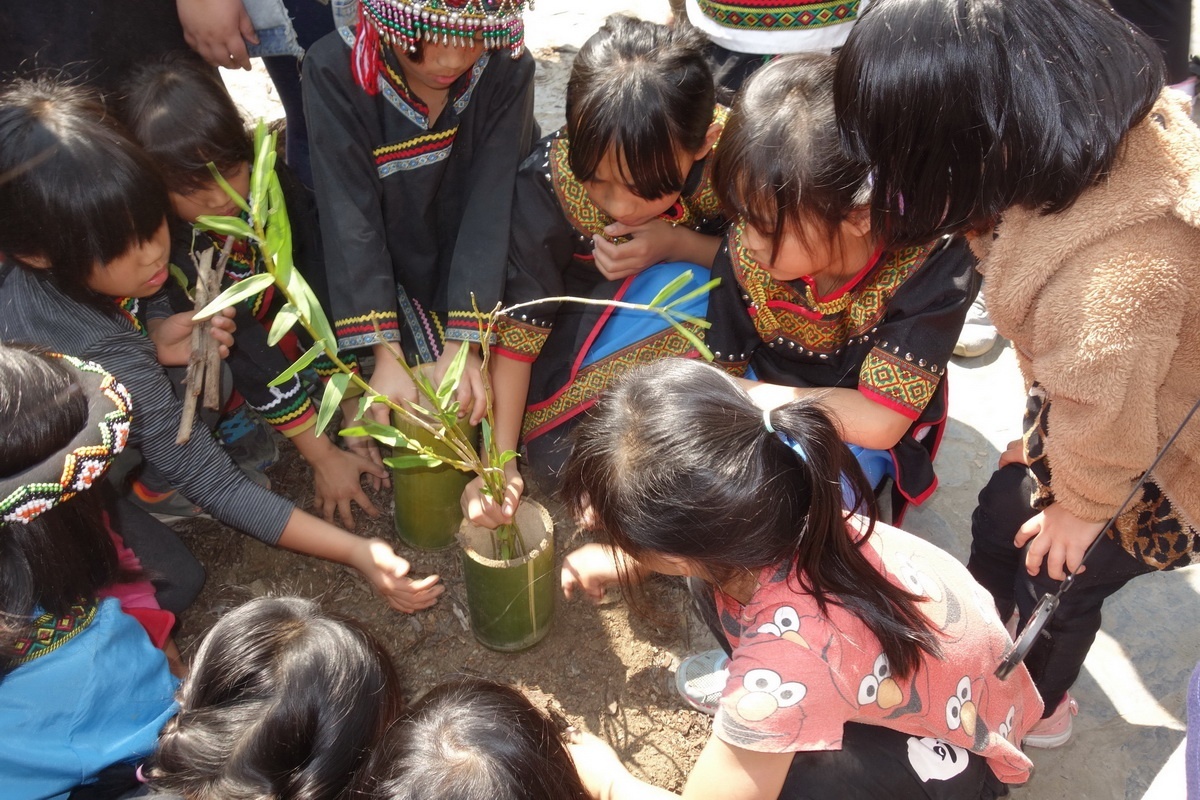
top-left (563, 359), bottom-right (939, 679)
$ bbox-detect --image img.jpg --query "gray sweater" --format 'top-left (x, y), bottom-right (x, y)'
top-left (0, 261), bottom-right (290, 543)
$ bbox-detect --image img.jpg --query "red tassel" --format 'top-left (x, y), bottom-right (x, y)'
top-left (352, 22), bottom-right (381, 95)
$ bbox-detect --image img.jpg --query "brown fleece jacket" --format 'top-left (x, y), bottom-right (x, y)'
top-left (973, 90), bottom-right (1200, 529)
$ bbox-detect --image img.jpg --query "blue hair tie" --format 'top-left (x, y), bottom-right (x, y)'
top-left (763, 407), bottom-right (807, 462)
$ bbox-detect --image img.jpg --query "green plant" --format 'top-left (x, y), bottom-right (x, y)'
top-left (192, 122), bottom-right (717, 561)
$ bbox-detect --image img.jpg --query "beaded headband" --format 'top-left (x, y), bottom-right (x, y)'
top-left (352, 0), bottom-right (530, 93)
top-left (0, 354), bottom-right (133, 525)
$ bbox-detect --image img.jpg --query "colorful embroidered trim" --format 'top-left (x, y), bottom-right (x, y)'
top-left (859, 348), bottom-right (938, 419)
top-left (550, 105), bottom-right (729, 239)
top-left (0, 355), bottom-right (133, 525)
top-left (375, 128), bottom-right (459, 177)
top-left (523, 324), bottom-right (703, 439)
top-left (445, 309), bottom-right (495, 344)
top-left (336, 309), bottom-right (402, 350)
top-left (113, 297), bottom-right (146, 336)
top-left (495, 316), bottom-right (550, 362)
top-left (694, 0), bottom-right (860, 31)
top-left (251, 380), bottom-right (317, 436)
top-left (2, 602), bottom-right (98, 665)
top-left (359, 0), bottom-right (528, 56)
top-left (731, 225), bottom-right (930, 353)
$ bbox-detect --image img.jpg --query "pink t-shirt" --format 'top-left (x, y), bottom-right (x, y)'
top-left (713, 520), bottom-right (1043, 784)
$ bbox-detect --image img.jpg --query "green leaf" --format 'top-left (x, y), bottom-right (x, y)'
top-left (646, 270), bottom-right (695, 308)
top-left (663, 277), bottom-right (722, 310)
top-left (193, 272), bottom-right (275, 320)
top-left (340, 419), bottom-right (418, 450)
top-left (493, 449), bottom-right (518, 468)
top-left (205, 162), bottom-right (251, 214)
top-left (384, 454), bottom-right (446, 470)
top-left (269, 339), bottom-right (324, 387)
top-left (194, 214), bottom-right (254, 240)
top-left (356, 392), bottom-right (382, 421)
top-left (267, 303), bottom-right (300, 346)
top-left (315, 372), bottom-right (351, 436)
top-left (250, 125), bottom-right (274, 215)
top-left (659, 309), bottom-right (712, 329)
top-left (671, 321), bottom-right (715, 361)
top-left (167, 263), bottom-right (191, 294)
top-left (481, 417), bottom-right (493, 449)
top-left (436, 341), bottom-right (469, 401)
top-left (264, 171), bottom-right (293, 287)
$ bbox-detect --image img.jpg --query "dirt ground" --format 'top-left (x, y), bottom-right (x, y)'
top-left (174, 435), bottom-right (713, 792)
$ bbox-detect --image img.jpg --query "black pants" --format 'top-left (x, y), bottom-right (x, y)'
top-left (688, 580), bottom-right (1007, 800)
top-left (966, 465), bottom-right (1160, 716)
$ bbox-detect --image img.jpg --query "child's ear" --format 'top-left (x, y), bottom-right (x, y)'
top-left (694, 122), bottom-right (722, 161)
top-left (844, 207), bottom-right (872, 238)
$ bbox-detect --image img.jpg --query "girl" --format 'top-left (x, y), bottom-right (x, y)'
top-left (560, 359), bottom-right (1042, 800)
top-left (147, 595), bottom-right (403, 799)
top-left (118, 53), bottom-right (388, 530)
top-left (0, 347), bottom-right (178, 799)
top-left (302, 0), bottom-right (536, 436)
top-left (465, 15), bottom-right (726, 526)
top-left (360, 676), bottom-right (590, 800)
top-left (834, 0), bottom-right (1200, 747)
top-left (0, 78), bottom-right (442, 613)
top-left (705, 53), bottom-right (978, 521)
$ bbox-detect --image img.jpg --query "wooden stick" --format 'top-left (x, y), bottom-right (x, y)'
top-left (202, 236), bottom-right (235, 411)
top-left (175, 248), bottom-right (215, 445)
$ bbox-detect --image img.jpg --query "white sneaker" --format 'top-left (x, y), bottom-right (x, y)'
top-left (673, 649), bottom-right (729, 715)
top-left (954, 295), bottom-right (998, 358)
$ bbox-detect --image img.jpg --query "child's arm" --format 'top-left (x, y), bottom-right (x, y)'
top-left (276, 508), bottom-right (443, 612)
top-left (739, 379), bottom-right (913, 450)
top-left (592, 220), bottom-right (723, 280)
top-left (289, 428), bottom-right (389, 529)
top-left (460, 353), bottom-right (529, 528)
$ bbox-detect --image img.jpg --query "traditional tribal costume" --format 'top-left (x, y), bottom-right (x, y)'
top-left (706, 225), bottom-right (978, 520)
top-left (0, 355), bottom-right (178, 800)
top-left (495, 113), bottom-right (729, 477)
top-left (303, 0), bottom-right (536, 363)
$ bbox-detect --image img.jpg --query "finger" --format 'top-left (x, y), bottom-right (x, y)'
top-left (561, 562), bottom-right (582, 600)
top-left (1013, 516), bottom-right (1040, 549)
top-left (226, 31), bottom-right (252, 70)
top-left (354, 488), bottom-right (380, 518)
top-left (502, 480), bottom-right (523, 519)
top-left (366, 402), bottom-right (391, 426)
top-left (1023, 534), bottom-right (1049, 577)
top-left (604, 221), bottom-right (635, 237)
top-left (237, 6), bottom-right (259, 44)
top-left (337, 498), bottom-right (356, 530)
top-left (468, 381), bottom-right (488, 426)
top-left (320, 496), bottom-right (336, 525)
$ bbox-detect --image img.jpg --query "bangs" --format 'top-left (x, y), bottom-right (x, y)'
top-left (568, 90), bottom-right (688, 199)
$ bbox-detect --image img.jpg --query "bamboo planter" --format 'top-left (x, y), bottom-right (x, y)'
top-left (457, 498), bottom-right (555, 652)
top-left (391, 411), bottom-right (478, 550)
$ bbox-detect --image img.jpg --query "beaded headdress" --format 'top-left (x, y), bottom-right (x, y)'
top-left (352, 0), bottom-right (531, 93)
top-left (0, 354), bottom-right (133, 525)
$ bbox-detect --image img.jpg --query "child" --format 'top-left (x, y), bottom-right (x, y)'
top-left (302, 0), bottom-right (536, 434)
top-left (361, 676), bottom-right (590, 800)
top-left (118, 54), bottom-right (388, 530)
top-left (560, 359), bottom-right (1042, 800)
top-left (0, 347), bottom-right (178, 799)
top-left (0, 78), bottom-right (442, 613)
top-left (834, 0), bottom-right (1200, 746)
top-left (465, 15), bottom-right (726, 526)
top-left (705, 53), bottom-right (978, 521)
top-left (147, 595), bottom-right (403, 798)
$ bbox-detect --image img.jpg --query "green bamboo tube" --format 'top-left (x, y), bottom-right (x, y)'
top-left (457, 499), bottom-right (555, 652)
top-left (391, 410), bottom-right (478, 550)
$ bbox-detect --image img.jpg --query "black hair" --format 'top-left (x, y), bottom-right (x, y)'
top-left (566, 14), bottom-right (714, 200)
top-left (117, 53), bottom-right (253, 193)
top-left (715, 53), bottom-right (872, 265)
top-left (362, 677), bottom-right (589, 800)
top-left (147, 596), bottom-right (404, 800)
top-left (834, 0), bottom-right (1166, 249)
top-left (0, 345), bottom-right (120, 663)
top-left (0, 78), bottom-right (169, 305)
top-left (561, 359), bottom-right (939, 678)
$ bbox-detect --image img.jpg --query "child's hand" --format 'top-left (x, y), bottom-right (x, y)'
top-left (592, 219), bottom-right (678, 280)
top-left (1015, 502), bottom-right (1107, 582)
top-left (148, 307), bottom-right (236, 366)
top-left (460, 463), bottom-right (524, 529)
top-left (339, 395), bottom-right (389, 491)
top-left (998, 438), bottom-right (1029, 468)
top-left (561, 543), bottom-right (624, 602)
top-left (566, 730), bottom-right (624, 800)
top-left (311, 444), bottom-right (390, 529)
top-left (177, 0), bottom-right (258, 70)
top-left (432, 342), bottom-right (487, 425)
top-left (350, 538), bottom-right (443, 613)
top-left (366, 349), bottom-right (420, 427)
